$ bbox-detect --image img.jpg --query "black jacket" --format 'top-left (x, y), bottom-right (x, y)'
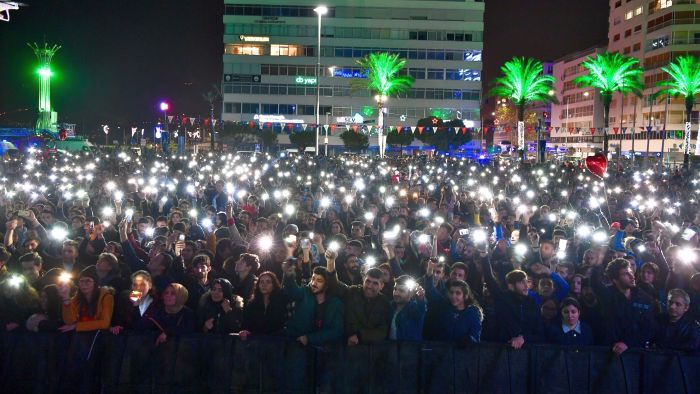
top-left (655, 313), bottom-right (700, 352)
top-left (241, 291), bottom-right (289, 336)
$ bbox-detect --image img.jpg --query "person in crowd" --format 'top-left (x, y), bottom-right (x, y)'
top-left (655, 289), bottom-right (700, 351)
top-left (282, 252), bottom-right (344, 346)
top-left (25, 284), bottom-right (64, 332)
top-left (327, 252), bottom-right (390, 345)
top-left (183, 254), bottom-right (212, 309)
top-left (239, 271), bottom-right (288, 339)
top-left (484, 260), bottom-right (544, 349)
top-left (197, 278), bottom-right (243, 334)
top-left (18, 252), bottom-right (44, 290)
top-left (0, 273), bottom-right (39, 331)
top-left (148, 283), bottom-right (196, 346)
top-left (227, 253), bottom-right (259, 303)
top-left (389, 275), bottom-right (426, 341)
top-left (592, 258), bottom-right (658, 355)
top-left (58, 266), bottom-right (114, 332)
top-left (110, 270), bottom-right (159, 334)
top-left (545, 297), bottom-right (593, 346)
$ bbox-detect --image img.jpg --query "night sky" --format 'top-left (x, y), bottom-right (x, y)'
top-left (0, 0), bottom-right (609, 130)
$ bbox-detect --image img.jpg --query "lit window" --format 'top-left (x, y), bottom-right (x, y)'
top-left (271, 45), bottom-right (300, 56)
top-left (225, 44), bottom-right (264, 56)
top-left (659, 0), bottom-right (672, 9)
top-left (635, 6), bottom-right (643, 15)
top-left (625, 10), bottom-right (633, 20)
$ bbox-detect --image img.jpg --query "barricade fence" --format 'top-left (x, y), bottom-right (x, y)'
top-left (1, 331), bottom-right (699, 393)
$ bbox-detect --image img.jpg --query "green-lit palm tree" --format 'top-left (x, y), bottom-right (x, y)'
top-left (351, 52), bottom-right (414, 157)
top-left (489, 57), bottom-right (557, 161)
top-left (656, 55), bottom-right (700, 170)
top-left (574, 52), bottom-right (643, 157)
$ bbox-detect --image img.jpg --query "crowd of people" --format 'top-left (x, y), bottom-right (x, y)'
top-left (0, 148), bottom-right (699, 356)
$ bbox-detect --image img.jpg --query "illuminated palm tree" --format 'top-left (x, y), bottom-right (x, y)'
top-left (489, 57), bottom-right (556, 161)
top-left (574, 52), bottom-right (643, 157)
top-left (656, 55), bottom-right (700, 170)
top-left (352, 52), bottom-right (414, 157)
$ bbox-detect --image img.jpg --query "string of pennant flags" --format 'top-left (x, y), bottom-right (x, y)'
top-left (221, 120), bottom-right (485, 135)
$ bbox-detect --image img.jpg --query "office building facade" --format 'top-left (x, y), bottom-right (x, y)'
top-left (222, 0), bottom-right (484, 146)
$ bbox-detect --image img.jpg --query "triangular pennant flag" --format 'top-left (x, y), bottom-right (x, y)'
top-left (590, 128), bottom-right (596, 135)
top-left (613, 127), bottom-right (619, 134)
top-left (555, 127), bottom-right (560, 133)
top-left (204, 118), bottom-right (210, 126)
top-left (527, 126), bottom-right (533, 132)
top-left (345, 125), bottom-right (350, 131)
top-left (410, 126), bottom-right (416, 134)
top-left (213, 119), bottom-right (218, 127)
top-left (302, 123), bottom-right (307, 131)
top-left (190, 118), bottom-right (196, 125)
top-left (182, 117), bottom-right (188, 125)
top-left (131, 127), bottom-right (137, 137)
top-left (287, 123), bottom-right (294, 130)
top-left (418, 126), bottom-right (424, 134)
top-left (352, 125), bottom-right (359, 133)
top-left (655, 126), bottom-right (661, 132)
top-left (461, 127), bottom-right (467, 135)
top-left (330, 124), bottom-right (337, 134)
top-left (646, 126), bottom-right (653, 133)
top-left (367, 125), bottom-right (373, 133)
top-left (167, 116), bottom-right (174, 123)
top-left (622, 127), bottom-right (627, 133)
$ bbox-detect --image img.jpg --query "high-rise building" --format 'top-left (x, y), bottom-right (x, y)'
top-left (550, 46), bottom-right (606, 156)
top-left (222, 0), bottom-right (484, 148)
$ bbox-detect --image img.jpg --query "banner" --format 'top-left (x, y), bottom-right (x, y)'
top-left (696, 118), bottom-right (700, 156)
top-left (684, 122), bottom-right (692, 155)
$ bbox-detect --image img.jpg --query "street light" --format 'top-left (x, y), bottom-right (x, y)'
top-left (160, 101), bottom-right (169, 134)
top-left (314, 5), bottom-right (328, 156)
top-left (375, 94), bottom-right (388, 158)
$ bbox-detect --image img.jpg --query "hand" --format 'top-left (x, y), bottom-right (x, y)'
top-left (612, 341), bottom-right (628, 355)
top-left (233, 295), bottom-right (244, 310)
top-left (324, 249), bottom-right (338, 262)
top-left (283, 258), bottom-right (296, 275)
top-left (58, 324), bottom-right (76, 333)
top-left (312, 233), bottom-right (323, 245)
top-left (5, 219), bottom-right (17, 231)
top-left (221, 298), bottom-right (232, 313)
top-left (509, 335), bottom-right (525, 349)
top-left (174, 240), bottom-right (185, 256)
top-left (110, 326), bottom-right (124, 335)
top-left (155, 332), bottom-right (168, 346)
top-left (5, 322), bottom-right (19, 331)
top-left (297, 335), bottom-right (309, 346)
top-left (347, 334), bottom-right (359, 346)
top-left (415, 286), bottom-right (425, 301)
top-left (239, 330), bottom-right (251, 341)
top-left (204, 318), bottom-right (214, 331)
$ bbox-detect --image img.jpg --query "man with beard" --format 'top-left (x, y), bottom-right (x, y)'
top-left (389, 275), bottom-right (426, 340)
top-left (337, 254), bottom-right (362, 286)
top-left (592, 258), bottom-right (657, 355)
top-left (283, 251), bottom-right (343, 346)
top-left (327, 252), bottom-right (390, 345)
top-left (655, 288), bottom-right (700, 351)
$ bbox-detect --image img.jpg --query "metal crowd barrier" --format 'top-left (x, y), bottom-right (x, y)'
top-left (1, 331), bottom-right (699, 393)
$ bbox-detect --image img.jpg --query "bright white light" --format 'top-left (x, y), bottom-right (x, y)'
top-left (577, 225), bottom-right (592, 238)
top-left (515, 243), bottom-right (528, 256)
top-left (259, 235), bottom-right (273, 250)
top-left (328, 241), bottom-right (340, 252)
top-left (50, 227), bottom-right (68, 241)
top-left (418, 234), bottom-right (431, 244)
top-left (102, 207), bottom-right (114, 217)
top-left (472, 229), bottom-right (487, 244)
top-left (284, 204), bottom-right (296, 216)
top-left (202, 218), bottom-right (213, 228)
top-left (320, 197), bottom-right (331, 208)
top-left (418, 208), bottom-right (430, 217)
top-left (365, 256), bottom-right (376, 266)
top-left (145, 228), bottom-right (155, 237)
top-left (364, 212), bottom-right (374, 221)
top-left (592, 231), bottom-right (608, 243)
top-left (189, 209), bottom-right (198, 218)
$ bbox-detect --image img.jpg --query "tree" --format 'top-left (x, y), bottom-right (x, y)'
top-left (385, 128), bottom-right (414, 148)
top-left (351, 52), bottom-right (414, 157)
top-left (656, 55), bottom-right (700, 170)
top-left (339, 131), bottom-right (369, 152)
top-left (202, 85), bottom-right (221, 151)
top-left (289, 130), bottom-right (316, 153)
top-left (414, 119), bottom-right (472, 152)
top-left (574, 52), bottom-right (643, 157)
top-left (489, 57), bottom-right (557, 160)
top-left (221, 122), bottom-right (278, 151)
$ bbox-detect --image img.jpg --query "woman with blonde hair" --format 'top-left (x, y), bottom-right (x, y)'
top-left (146, 283), bottom-right (196, 346)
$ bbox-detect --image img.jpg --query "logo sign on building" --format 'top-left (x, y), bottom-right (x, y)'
top-left (295, 76), bottom-right (317, 85)
top-left (239, 35), bottom-right (269, 42)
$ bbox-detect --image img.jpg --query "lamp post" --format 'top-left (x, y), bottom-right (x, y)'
top-left (325, 111), bottom-right (331, 155)
top-left (314, 5), bottom-right (328, 157)
top-left (160, 102), bottom-right (169, 152)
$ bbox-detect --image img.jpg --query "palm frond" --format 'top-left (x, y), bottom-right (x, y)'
top-left (656, 55), bottom-right (700, 105)
top-left (575, 52), bottom-right (644, 98)
top-left (355, 52), bottom-right (414, 97)
top-left (488, 57), bottom-right (557, 108)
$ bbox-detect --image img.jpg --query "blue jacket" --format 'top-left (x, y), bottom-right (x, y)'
top-left (389, 299), bottom-right (426, 341)
top-left (435, 304), bottom-right (482, 344)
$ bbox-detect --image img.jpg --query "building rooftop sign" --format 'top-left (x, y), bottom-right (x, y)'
top-left (239, 35), bottom-right (269, 42)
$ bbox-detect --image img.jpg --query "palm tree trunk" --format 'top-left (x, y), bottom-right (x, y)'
top-left (684, 98), bottom-right (693, 170)
top-left (517, 104), bottom-right (525, 161)
top-left (602, 94), bottom-right (612, 157)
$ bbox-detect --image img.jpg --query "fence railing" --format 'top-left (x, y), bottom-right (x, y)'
top-left (1, 331), bottom-right (699, 393)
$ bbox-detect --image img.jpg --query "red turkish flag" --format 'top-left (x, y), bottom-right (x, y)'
top-left (418, 127), bottom-right (425, 134)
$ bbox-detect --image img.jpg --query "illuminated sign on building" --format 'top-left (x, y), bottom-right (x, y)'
top-left (253, 114), bottom-right (305, 124)
top-left (239, 35), bottom-right (270, 42)
top-left (332, 69), bottom-right (367, 78)
top-left (463, 50), bottom-right (482, 62)
top-left (295, 76), bottom-right (317, 85)
top-left (458, 69), bottom-right (481, 81)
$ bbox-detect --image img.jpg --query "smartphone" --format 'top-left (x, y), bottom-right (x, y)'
top-left (89, 221), bottom-right (95, 230)
top-left (558, 239), bottom-right (568, 251)
top-left (17, 210), bottom-right (31, 217)
top-left (682, 228), bottom-right (697, 241)
top-left (300, 238), bottom-right (310, 248)
top-left (458, 228), bottom-right (470, 237)
top-left (129, 290), bottom-right (142, 303)
top-left (179, 234), bottom-right (186, 242)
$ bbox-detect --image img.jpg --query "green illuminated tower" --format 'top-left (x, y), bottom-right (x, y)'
top-left (28, 42), bottom-right (61, 132)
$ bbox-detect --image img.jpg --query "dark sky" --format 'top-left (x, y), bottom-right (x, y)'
top-left (0, 0), bottom-right (609, 130)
